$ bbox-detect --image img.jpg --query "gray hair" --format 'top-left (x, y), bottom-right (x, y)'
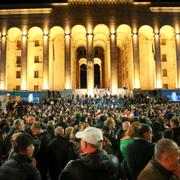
top-left (154, 138), bottom-right (178, 160)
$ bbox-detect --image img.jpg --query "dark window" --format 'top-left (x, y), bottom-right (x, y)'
top-left (34, 71), bottom-right (39, 78)
top-left (34, 85), bottom-right (39, 91)
top-left (16, 71), bottom-right (21, 78)
top-left (17, 40), bottom-right (22, 50)
top-left (161, 54), bottom-right (167, 62)
top-left (162, 69), bottom-right (167, 77)
top-left (163, 84), bottom-right (168, 89)
top-left (34, 56), bottom-right (39, 63)
top-left (34, 40), bottom-right (40, 47)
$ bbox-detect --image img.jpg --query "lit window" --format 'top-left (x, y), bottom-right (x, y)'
top-left (34, 56), bottom-right (39, 63)
top-left (160, 39), bottom-right (166, 45)
top-left (34, 71), bottom-right (39, 78)
top-left (162, 69), bottom-right (167, 77)
top-left (161, 54), bottom-right (167, 62)
top-left (34, 85), bottom-right (39, 91)
top-left (34, 40), bottom-right (40, 47)
top-left (163, 84), bottom-right (168, 89)
top-left (16, 71), bottom-right (21, 78)
top-left (16, 56), bottom-right (21, 66)
top-left (17, 40), bottom-right (22, 50)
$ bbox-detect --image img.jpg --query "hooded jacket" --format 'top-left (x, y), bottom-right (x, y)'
top-left (59, 149), bottom-right (119, 180)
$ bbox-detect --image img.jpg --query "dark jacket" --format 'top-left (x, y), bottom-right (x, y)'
top-left (137, 158), bottom-right (178, 180)
top-left (127, 138), bottom-right (154, 179)
top-left (47, 136), bottom-right (75, 180)
top-left (0, 153), bottom-right (41, 180)
top-left (59, 149), bottom-right (119, 180)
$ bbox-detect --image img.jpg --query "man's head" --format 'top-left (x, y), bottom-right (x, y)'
top-left (76, 127), bottom-right (103, 152)
top-left (135, 123), bottom-right (152, 142)
top-left (154, 138), bottom-right (180, 171)
top-left (31, 122), bottom-right (43, 136)
top-left (13, 119), bottom-right (25, 131)
top-left (170, 117), bottom-right (180, 128)
top-left (55, 126), bottom-right (64, 137)
top-left (12, 133), bottom-right (35, 158)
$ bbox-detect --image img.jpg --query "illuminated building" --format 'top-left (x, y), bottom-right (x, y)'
top-left (0, 0), bottom-right (180, 96)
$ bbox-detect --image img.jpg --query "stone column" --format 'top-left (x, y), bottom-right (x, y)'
top-left (110, 32), bottom-right (118, 94)
top-left (21, 34), bottom-right (28, 90)
top-left (0, 35), bottom-right (7, 90)
top-left (154, 33), bottom-right (162, 88)
top-left (64, 33), bottom-right (71, 89)
top-left (175, 33), bottom-right (180, 88)
top-left (86, 33), bottom-right (94, 96)
top-left (43, 33), bottom-right (49, 90)
top-left (132, 32), bottom-right (140, 89)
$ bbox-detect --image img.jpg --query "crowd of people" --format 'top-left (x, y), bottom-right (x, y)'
top-left (0, 94), bottom-right (179, 180)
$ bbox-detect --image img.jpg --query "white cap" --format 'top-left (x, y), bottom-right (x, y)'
top-left (76, 127), bottom-right (103, 145)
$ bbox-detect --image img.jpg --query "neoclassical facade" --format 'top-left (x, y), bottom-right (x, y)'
top-left (0, 0), bottom-right (180, 96)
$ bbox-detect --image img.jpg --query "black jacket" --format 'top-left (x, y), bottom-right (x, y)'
top-left (59, 149), bottom-right (119, 180)
top-left (0, 153), bottom-right (41, 180)
top-left (127, 138), bottom-right (154, 180)
top-left (47, 136), bottom-right (75, 180)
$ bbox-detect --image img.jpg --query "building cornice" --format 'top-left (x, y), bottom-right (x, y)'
top-left (68, 0), bottom-right (133, 5)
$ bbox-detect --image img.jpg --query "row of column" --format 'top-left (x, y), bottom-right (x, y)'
top-left (0, 32), bottom-right (180, 92)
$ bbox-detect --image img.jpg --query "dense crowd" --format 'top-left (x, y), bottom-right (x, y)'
top-left (0, 94), bottom-right (179, 180)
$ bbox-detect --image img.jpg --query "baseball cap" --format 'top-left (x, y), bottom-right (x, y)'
top-left (76, 127), bottom-right (103, 145)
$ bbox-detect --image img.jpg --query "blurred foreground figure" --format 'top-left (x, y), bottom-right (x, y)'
top-left (59, 127), bottom-right (120, 180)
top-left (138, 138), bottom-right (180, 180)
top-left (0, 133), bottom-right (41, 180)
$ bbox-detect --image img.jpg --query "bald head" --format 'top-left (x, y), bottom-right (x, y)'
top-left (54, 126), bottom-right (64, 137)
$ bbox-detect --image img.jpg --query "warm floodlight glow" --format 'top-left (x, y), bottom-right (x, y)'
top-left (112, 85), bottom-right (118, 95)
top-left (156, 80), bottom-right (162, 89)
top-left (65, 79), bottom-right (71, 89)
top-left (87, 89), bottom-right (94, 97)
top-left (65, 25), bottom-right (71, 35)
top-left (150, 7), bottom-right (180, 13)
top-left (134, 79), bottom-right (140, 89)
top-left (0, 82), bottom-right (5, 90)
top-left (51, 3), bottom-right (69, 6)
top-left (0, 8), bottom-right (52, 15)
top-left (21, 81), bottom-right (27, 90)
top-left (134, 2), bottom-right (151, 5)
top-left (43, 80), bottom-right (49, 90)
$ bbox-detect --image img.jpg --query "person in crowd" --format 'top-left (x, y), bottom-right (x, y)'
top-left (102, 125), bottom-right (114, 154)
top-left (120, 122), bottom-right (139, 179)
top-left (30, 122), bottom-right (51, 180)
top-left (163, 128), bottom-right (174, 139)
top-left (3, 118), bottom-right (25, 158)
top-left (103, 117), bottom-right (118, 153)
top-left (170, 116), bottom-right (180, 146)
top-left (127, 123), bottom-right (154, 180)
top-left (138, 138), bottom-right (180, 180)
top-left (59, 126), bottom-right (120, 180)
top-left (47, 126), bottom-right (75, 180)
top-left (0, 133), bottom-right (41, 180)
